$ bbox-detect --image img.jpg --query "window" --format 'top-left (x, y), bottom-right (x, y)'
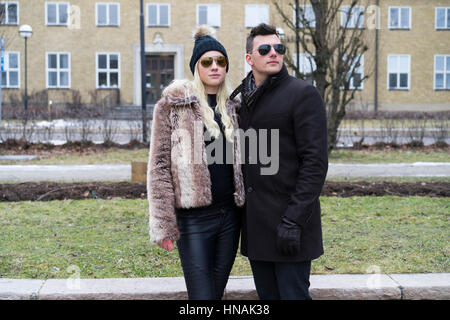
top-left (46, 53), bottom-right (70, 88)
top-left (436, 7), bottom-right (450, 29)
top-left (97, 53), bottom-right (120, 89)
top-left (245, 4), bottom-right (269, 28)
top-left (1, 52), bottom-right (19, 88)
top-left (293, 5), bottom-right (315, 28)
top-left (147, 3), bottom-right (170, 27)
top-left (292, 53), bottom-right (316, 84)
top-left (345, 55), bottom-right (364, 90)
top-left (341, 5), bottom-right (364, 28)
top-left (387, 55), bottom-right (410, 90)
top-left (389, 7), bottom-right (411, 29)
top-left (96, 3), bottom-right (119, 26)
top-left (0, 1), bottom-right (18, 25)
top-left (434, 55), bottom-right (450, 90)
top-left (46, 2), bottom-right (69, 26)
top-left (197, 4), bottom-right (220, 27)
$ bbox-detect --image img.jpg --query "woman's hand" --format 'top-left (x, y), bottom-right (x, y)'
top-left (157, 239), bottom-right (174, 251)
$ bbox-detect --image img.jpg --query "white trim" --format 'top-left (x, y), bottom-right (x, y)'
top-left (387, 54), bottom-right (411, 90)
top-left (196, 4), bottom-right (221, 27)
top-left (341, 5), bottom-right (365, 29)
top-left (348, 54), bottom-right (364, 90)
top-left (0, 1), bottom-right (19, 25)
top-left (292, 4), bottom-right (315, 28)
top-left (435, 7), bottom-right (450, 29)
top-left (1, 51), bottom-right (20, 88)
top-left (45, 2), bottom-right (70, 26)
top-left (96, 52), bottom-right (121, 89)
top-left (46, 52), bottom-right (71, 89)
top-left (388, 6), bottom-right (411, 30)
top-left (147, 3), bottom-right (170, 27)
top-left (434, 54), bottom-right (450, 90)
top-left (95, 2), bottom-right (120, 27)
top-left (133, 43), bottom-right (184, 106)
top-left (245, 4), bottom-right (269, 28)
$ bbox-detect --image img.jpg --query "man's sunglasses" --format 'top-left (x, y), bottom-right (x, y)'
top-left (199, 56), bottom-right (228, 68)
top-left (257, 44), bottom-right (286, 56)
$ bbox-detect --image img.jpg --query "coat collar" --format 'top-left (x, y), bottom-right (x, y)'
top-left (230, 63), bottom-right (289, 100)
top-left (163, 80), bottom-right (199, 107)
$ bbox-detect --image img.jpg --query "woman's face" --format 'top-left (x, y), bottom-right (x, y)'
top-left (197, 50), bottom-right (227, 94)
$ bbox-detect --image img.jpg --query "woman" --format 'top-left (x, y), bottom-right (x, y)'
top-left (147, 25), bottom-right (245, 300)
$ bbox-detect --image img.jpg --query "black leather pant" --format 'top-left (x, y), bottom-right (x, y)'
top-left (250, 260), bottom-right (312, 300)
top-left (176, 204), bottom-right (241, 300)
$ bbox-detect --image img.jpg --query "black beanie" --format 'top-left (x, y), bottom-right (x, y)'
top-left (189, 26), bottom-right (229, 75)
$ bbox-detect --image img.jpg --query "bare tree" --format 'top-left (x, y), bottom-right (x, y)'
top-left (273, 0), bottom-right (373, 153)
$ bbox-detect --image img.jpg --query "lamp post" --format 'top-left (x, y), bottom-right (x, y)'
top-left (140, 0), bottom-right (147, 143)
top-left (19, 24), bottom-right (32, 125)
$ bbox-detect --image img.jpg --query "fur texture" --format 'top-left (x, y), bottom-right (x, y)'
top-left (147, 81), bottom-right (245, 244)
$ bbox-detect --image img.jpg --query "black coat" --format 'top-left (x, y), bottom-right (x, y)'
top-left (236, 65), bottom-right (328, 262)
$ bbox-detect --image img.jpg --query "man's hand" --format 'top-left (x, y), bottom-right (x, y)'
top-left (157, 239), bottom-right (174, 251)
top-left (276, 216), bottom-right (301, 255)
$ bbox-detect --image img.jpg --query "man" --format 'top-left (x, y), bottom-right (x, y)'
top-left (230, 23), bottom-right (328, 300)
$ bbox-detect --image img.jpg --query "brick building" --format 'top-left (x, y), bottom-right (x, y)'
top-left (0, 0), bottom-right (449, 111)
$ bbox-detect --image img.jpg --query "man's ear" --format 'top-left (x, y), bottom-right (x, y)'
top-left (245, 53), bottom-right (253, 67)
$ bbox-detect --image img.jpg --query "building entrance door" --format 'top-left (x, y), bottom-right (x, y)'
top-left (145, 55), bottom-right (174, 105)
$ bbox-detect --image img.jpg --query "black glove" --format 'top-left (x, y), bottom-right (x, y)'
top-left (276, 216), bottom-right (301, 255)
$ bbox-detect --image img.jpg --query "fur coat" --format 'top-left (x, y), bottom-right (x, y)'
top-left (147, 81), bottom-right (245, 244)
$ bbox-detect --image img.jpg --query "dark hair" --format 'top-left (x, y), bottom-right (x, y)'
top-left (246, 23), bottom-right (278, 53)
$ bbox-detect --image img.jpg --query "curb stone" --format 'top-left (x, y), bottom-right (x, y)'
top-left (1, 274), bottom-right (448, 300)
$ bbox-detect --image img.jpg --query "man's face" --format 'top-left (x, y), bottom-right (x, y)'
top-left (246, 34), bottom-right (284, 77)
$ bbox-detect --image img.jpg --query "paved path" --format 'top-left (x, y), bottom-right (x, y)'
top-left (1, 273), bottom-right (448, 300)
top-left (0, 162), bottom-right (449, 182)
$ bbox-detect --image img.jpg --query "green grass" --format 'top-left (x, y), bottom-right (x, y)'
top-left (0, 147), bottom-right (448, 165)
top-left (0, 148), bottom-right (149, 165)
top-left (329, 149), bottom-right (449, 163)
top-left (0, 197), bottom-right (448, 279)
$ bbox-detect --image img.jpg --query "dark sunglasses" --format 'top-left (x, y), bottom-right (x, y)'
top-left (257, 43), bottom-right (286, 56)
top-left (199, 56), bottom-right (228, 68)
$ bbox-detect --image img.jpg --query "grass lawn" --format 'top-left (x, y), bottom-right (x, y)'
top-left (0, 147), bottom-right (449, 165)
top-left (329, 149), bottom-right (449, 163)
top-left (0, 196), bottom-right (448, 279)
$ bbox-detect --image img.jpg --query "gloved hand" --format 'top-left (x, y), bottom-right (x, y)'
top-left (276, 216), bottom-right (301, 255)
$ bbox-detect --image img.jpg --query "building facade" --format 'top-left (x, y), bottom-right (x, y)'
top-left (0, 0), bottom-right (449, 111)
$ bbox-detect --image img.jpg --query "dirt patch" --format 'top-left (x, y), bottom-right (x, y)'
top-left (1, 181), bottom-right (448, 202)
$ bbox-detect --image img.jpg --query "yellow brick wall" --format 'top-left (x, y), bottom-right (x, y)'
top-left (1, 0), bottom-right (449, 111)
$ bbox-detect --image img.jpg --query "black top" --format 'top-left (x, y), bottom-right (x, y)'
top-left (176, 94), bottom-right (235, 215)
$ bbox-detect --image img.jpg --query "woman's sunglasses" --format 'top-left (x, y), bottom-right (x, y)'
top-left (257, 44), bottom-right (286, 56)
top-left (199, 56), bottom-right (228, 68)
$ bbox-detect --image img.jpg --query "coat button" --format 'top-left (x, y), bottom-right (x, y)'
top-left (247, 187), bottom-right (253, 193)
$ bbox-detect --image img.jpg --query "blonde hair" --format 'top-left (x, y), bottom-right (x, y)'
top-left (190, 61), bottom-right (235, 143)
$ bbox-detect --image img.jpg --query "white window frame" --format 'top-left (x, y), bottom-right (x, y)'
top-left (1, 51), bottom-right (20, 88)
top-left (96, 52), bottom-right (120, 89)
top-left (0, 1), bottom-right (19, 25)
top-left (245, 4), bottom-right (269, 28)
top-left (434, 55), bottom-right (450, 90)
top-left (292, 53), bottom-right (316, 85)
top-left (387, 54), bottom-right (410, 90)
top-left (197, 4), bottom-right (221, 28)
top-left (344, 54), bottom-right (364, 90)
top-left (46, 52), bottom-right (71, 89)
top-left (341, 5), bottom-right (364, 29)
top-left (435, 7), bottom-right (450, 30)
top-left (147, 3), bottom-right (170, 27)
top-left (293, 5), bottom-right (315, 28)
top-left (388, 6), bottom-right (411, 30)
top-left (45, 2), bottom-right (70, 26)
top-left (96, 2), bottom-right (120, 27)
